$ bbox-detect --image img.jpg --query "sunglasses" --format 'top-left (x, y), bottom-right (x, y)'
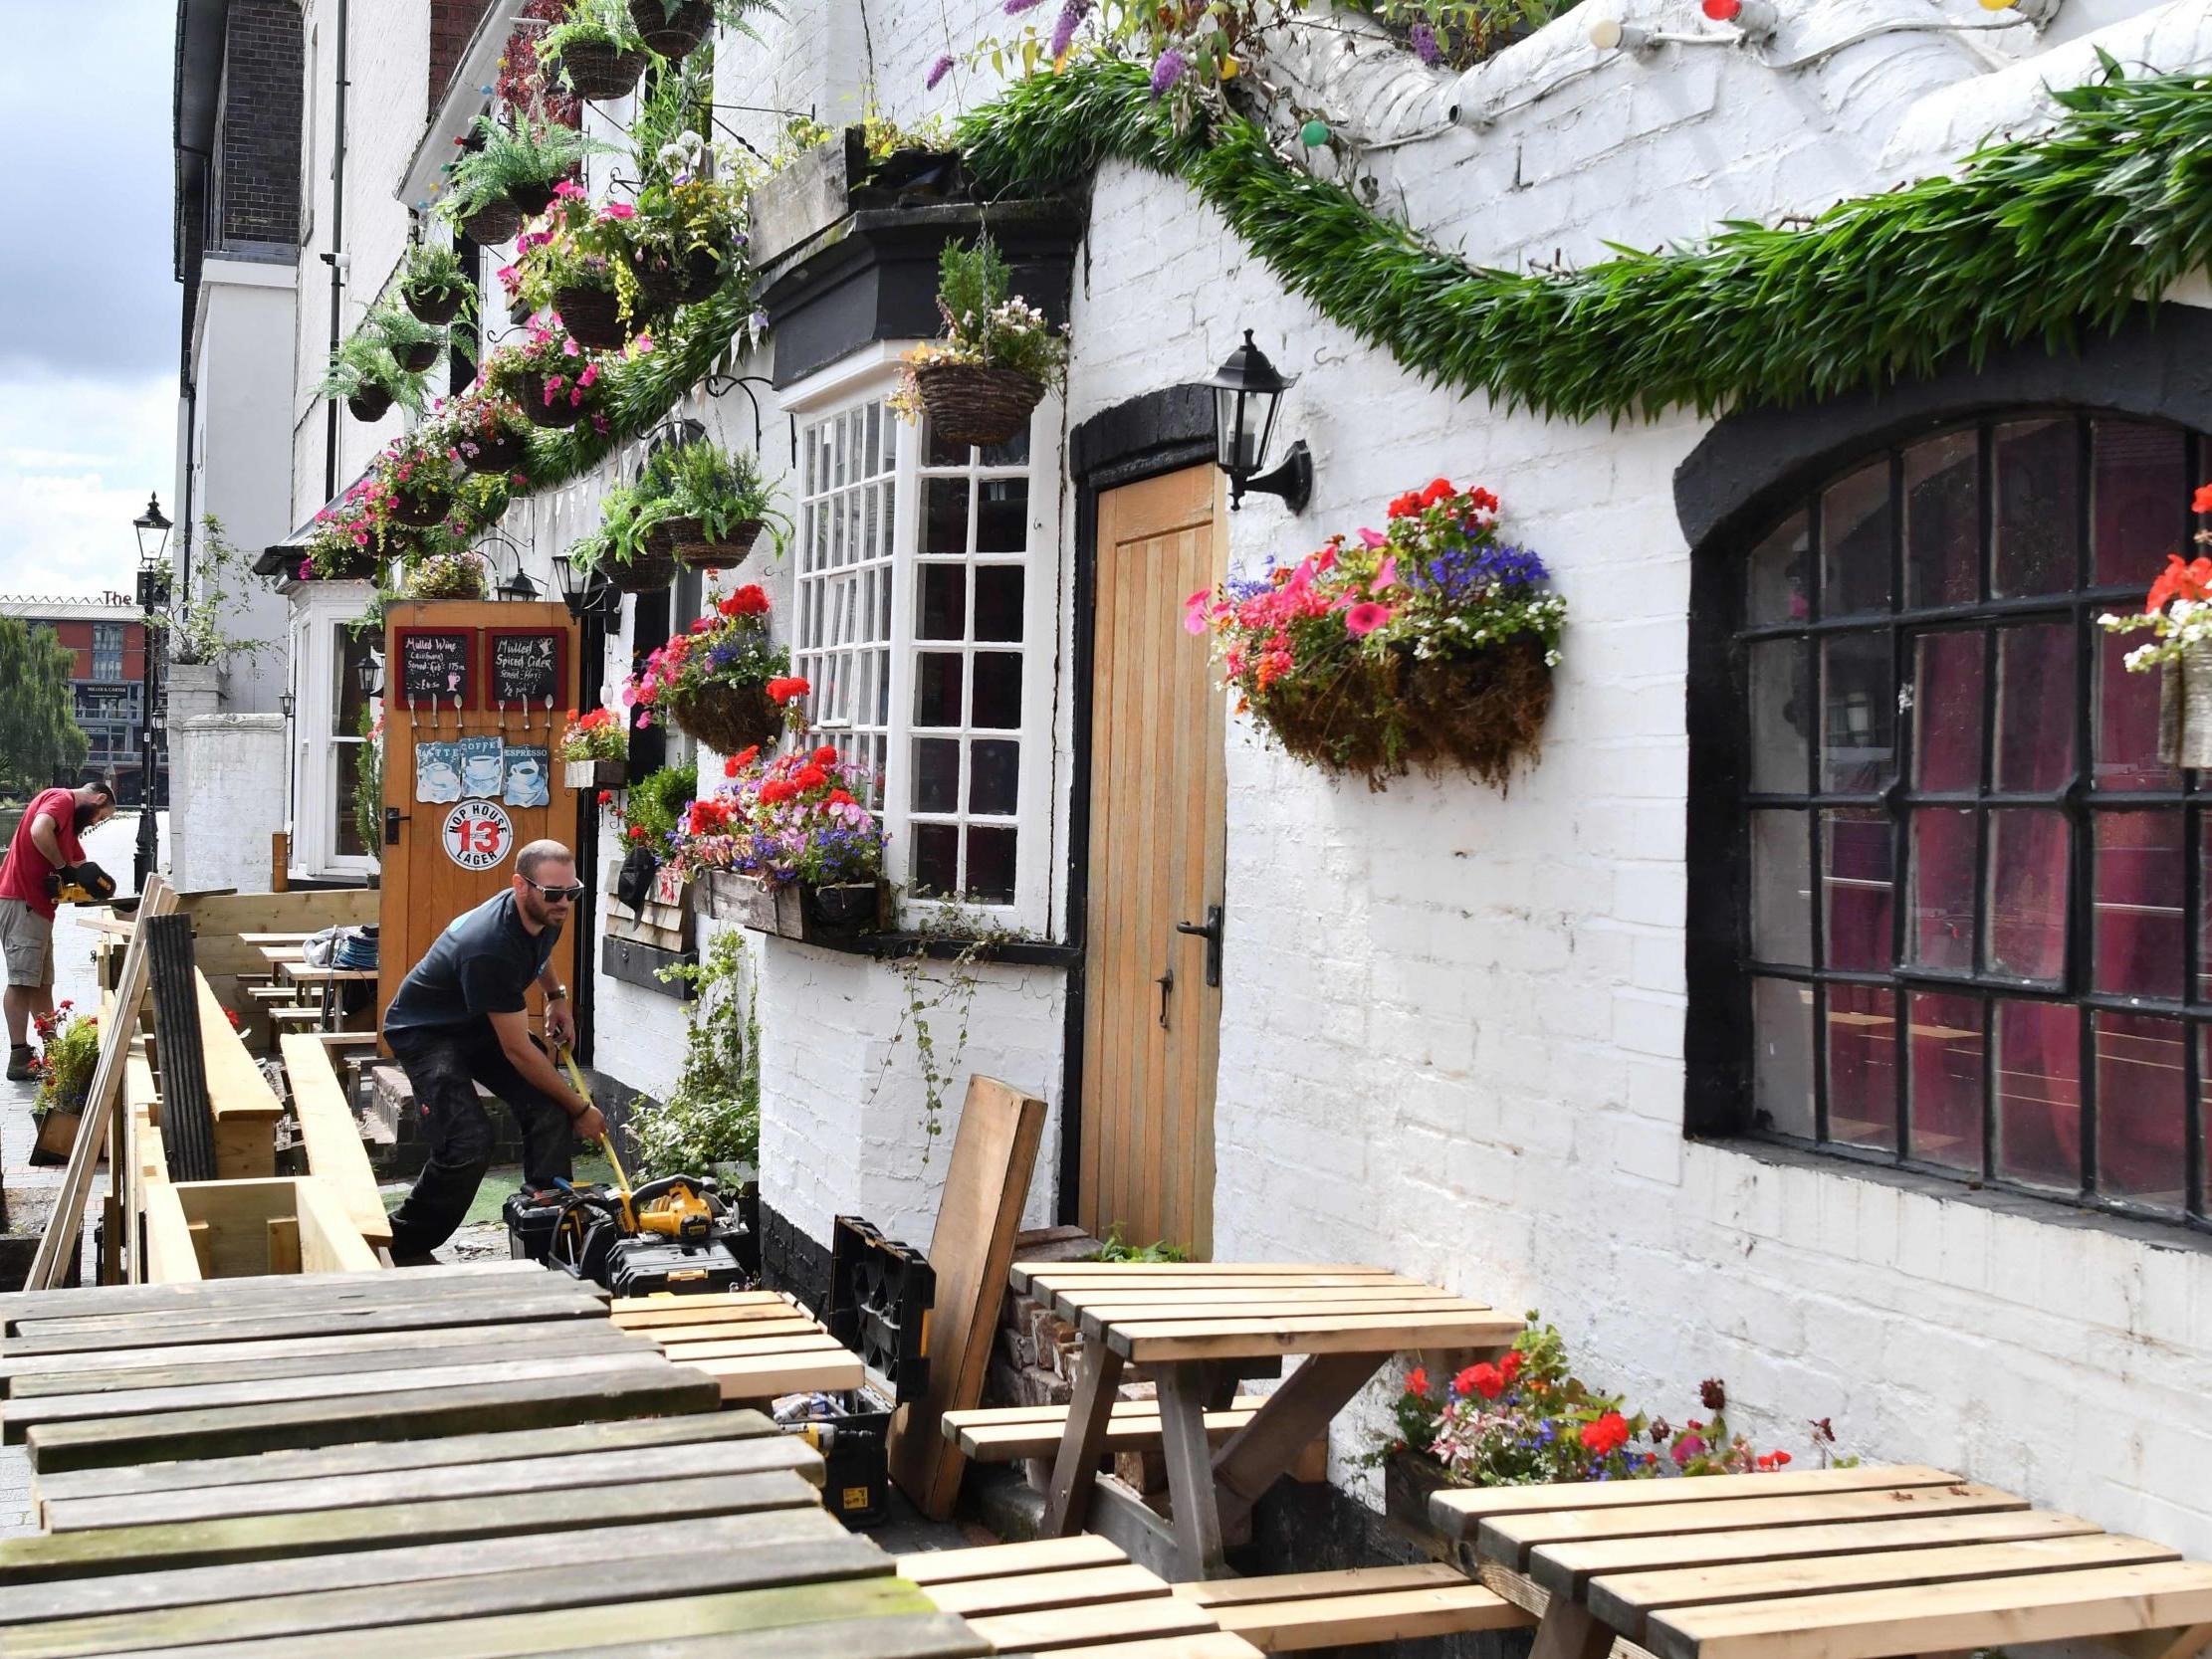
top-left (523, 877), bottom-right (586, 903)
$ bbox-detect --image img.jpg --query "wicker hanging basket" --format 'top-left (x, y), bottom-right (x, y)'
top-left (402, 287), bottom-right (466, 326)
top-left (391, 489), bottom-right (454, 528)
top-left (627, 0), bottom-right (714, 56)
top-left (662, 681), bottom-right (785, 754)
top-left (396, 339), bottom-right (443, 374)
top-left (458, 198), bottom-right (524, 246)
top-left (557, 42), bottom-right (648, 101)
top-left (631, 247), bottom-right (723, 309)
top-left (519, 371), bottom-right (591, 429)
top-left (556, 286), bottom-right (631, 351)
top-left (648, 517), bottom-right (763, 571)
top-left (458, 432), bottom-right (529, 476)
top-left (505, 180), bottom-right (557, 218)
top-left (345, 388), bottom-right (394, 423)
top-left (2158, 638), bottom-right (2212, 769)
top-left (606, 545), bottom-right (679, 593)
top-left (914, 364), bottom-right (1045, 449)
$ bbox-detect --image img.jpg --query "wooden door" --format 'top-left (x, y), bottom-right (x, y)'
top-left (377, 600), bottom-right (580, 1039)
top-left (1080, 466), bottom-right (1228, 1258)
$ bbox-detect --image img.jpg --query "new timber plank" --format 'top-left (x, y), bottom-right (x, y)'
top-left (1009, 1261), bottom-right (1387, 1292)
top-left (1110, 1311), bottom-right (1525, 1361)
top-left (895, 1537), bottom-right (1131, 1587)
top-left (681, 1348), bottom-right (866, 1401)
top-left (3, 1292), bottom-right (608, 1355)
top-left (1430, 1466), bottom-right (1966, 1533)
top-left (579, 1611), bottom-right (991, 1659)
top-left (23, 1361), bottom-right (719, 1473)
top-left (921, 1562), bottom-right (1167, 1617)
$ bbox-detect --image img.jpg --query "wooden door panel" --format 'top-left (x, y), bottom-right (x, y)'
top-left (1081, 467), bottom-right (1226, 1257)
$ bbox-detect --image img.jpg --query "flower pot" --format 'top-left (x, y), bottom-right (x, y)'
top-left (345, 388), bottom-right (394, 423)
top-left (628, 0), bottom-right (714, 57)
top-left (1254, 637), bottom-right (1553, 787)
top-left (505, 180), bottom-right (557, 218)
top-left (457, 431), bottom-right (528, 476)
top-left (650, 516), bottom-right (763, 571)
top-left (458, 198), bottom-right (525, 246)
top-left (564, 757), bottom-right (628, 789)
top-left (2161, 638), bottom-right (2212, 768)
top-left (662, 680), bottom-right (783, 753)
top-left (403, 286), bottom-right (467, 326)
top-left (557, 42), bottom-right (649, 101)
top-left (397, 339), bottom-right (443, 374)
top-left (519, 371), bottom-right (591, 428)
top-left (391, 489), bottom-right (453, 528)
top-left (803, 882), bottom-right (884, 936)
top-left (914, 363), bottom-right (1045, 449)
top-left (697, 873), bottom-right (883, 941)
top-left (631, 246), bottom-right (724, 309)
top-left (555, 286), bottom-right (632, 351)
top-left (606, 544), bottom-right (679, 593)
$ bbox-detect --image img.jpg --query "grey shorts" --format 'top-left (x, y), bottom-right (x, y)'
top-left (0, 899), bottom-right (54, 990)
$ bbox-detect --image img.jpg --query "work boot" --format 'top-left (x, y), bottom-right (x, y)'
top-left (6, 1045), bottom-right (35, 1083)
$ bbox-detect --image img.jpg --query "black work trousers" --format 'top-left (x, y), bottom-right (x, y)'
top-left (385, 1021), bottom-right (574, 1258)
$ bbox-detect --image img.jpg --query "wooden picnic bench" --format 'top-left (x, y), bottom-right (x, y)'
top-left (1431, 1463), bottom-right (2212, 1659)
top-left (1016, 1260), bottom-right (1521, 1580)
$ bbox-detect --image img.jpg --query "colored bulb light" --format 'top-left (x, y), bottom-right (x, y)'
top-left (1702, 0), bottom-right (1740, 17)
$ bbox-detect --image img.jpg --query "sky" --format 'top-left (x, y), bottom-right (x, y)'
top-left (0, 0), bottom-right (180, 598)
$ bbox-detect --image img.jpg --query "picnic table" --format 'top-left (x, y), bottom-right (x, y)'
top-left (1018, 1260), bottom-right (1521, 1581)
top-left (276, 957), bottom-right (378, 1032)
top-left (1433, 1463), bottom-right (2212, 1659)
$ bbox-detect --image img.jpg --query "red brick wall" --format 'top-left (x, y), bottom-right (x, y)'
top-left (430, 0), bottom-right (497, 113)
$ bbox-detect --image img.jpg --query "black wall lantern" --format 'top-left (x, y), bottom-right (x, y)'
top-left (1204, 330), bottom-right (1312, 513)
top-left (553, 552), bottom-right (620, 621)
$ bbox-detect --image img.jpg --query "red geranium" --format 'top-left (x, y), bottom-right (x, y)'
top-left (792, 764), bottom-right (828, 790)
top-left (596, 789), bottom-right (612, 805)
top-left (1404, 1367), bottom-right (1430, 1398)
top-left (765, 677), bottom-right (810, 704)
top-left (2193, 482), bottom-right (2212, 515)
top-left (2145, 552), bottom-right (2212, 614)
top-left (1581, 1411), bottom-right (1630, 1458)
top-left (811, 745), bottom-right (839, 765)
top-left (1386, 491), bottom-right (1424, 518)
top-left (720, 584), bottom-right (770, 617)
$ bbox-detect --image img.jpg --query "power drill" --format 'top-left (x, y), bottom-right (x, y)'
top-left (46, 862), bottom-right (116, 905)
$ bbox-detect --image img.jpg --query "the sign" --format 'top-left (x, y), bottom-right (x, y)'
top-left (398, 629), bottom-right (474, 705)
top-left (503, 744), bottom-right (551, 807)
top-left (415, 741), bottom-right (462, 804)
top-left (440, 799), bottom-right (515, 870)
top-left (457, 734), bottom-right (505, 799)
top-left (488, 630), bottom-right (562, 707)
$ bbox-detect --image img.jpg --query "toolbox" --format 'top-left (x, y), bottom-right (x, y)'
top-left (600, 1231), bottom-right (753, 1297)
top-left (503, 1182), bottom-right (613, 1265)
top-left (777, 1387), bottom-right (899, 1526)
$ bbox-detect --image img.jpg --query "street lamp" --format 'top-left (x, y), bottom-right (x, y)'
top-left (131, 494), bottom-right (173, 894)
top-left (354, 651), bottom-right (383, 701)
top-left (1204, 330), bottom-right (1312, 514)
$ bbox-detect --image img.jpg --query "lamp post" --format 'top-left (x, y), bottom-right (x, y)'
top-left (1203, 330), bottom-right (1312, 514)
top-left (131, 494), bottom-right (173, 894)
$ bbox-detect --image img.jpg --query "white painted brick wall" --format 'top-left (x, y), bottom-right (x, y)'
top-left (167, 715), bottom-right (287, 895)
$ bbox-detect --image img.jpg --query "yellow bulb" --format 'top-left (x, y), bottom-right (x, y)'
top-left (1219, 54), bottom-right (1239, 80)
top-left (1977, 0), bottom-right (2013, 10)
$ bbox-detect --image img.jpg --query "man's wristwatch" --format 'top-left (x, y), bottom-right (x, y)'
top-left (546, 984), bottom-right (569, 1002)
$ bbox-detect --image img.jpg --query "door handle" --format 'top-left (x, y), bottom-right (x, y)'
top-left (1175, 904), bottom-right (1224, 988)
top-left (384, 807), bottom-right (407, 846)
top-left (1156, 964), bottom-right (1175, 1029)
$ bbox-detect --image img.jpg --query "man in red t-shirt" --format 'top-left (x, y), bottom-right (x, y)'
top-left (0, 780), bottom-right (116, 1079)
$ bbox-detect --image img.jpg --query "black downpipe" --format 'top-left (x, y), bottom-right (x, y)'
top-left (323, 0), bottom-right (348, 502)
top-left (178, 376), bottom-right (198, 595)
top-left (572, 611), bottom-right (607, 1065)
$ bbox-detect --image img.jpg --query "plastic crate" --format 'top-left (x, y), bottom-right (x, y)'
top-left (826, 1215), bottom-right (935, 1405)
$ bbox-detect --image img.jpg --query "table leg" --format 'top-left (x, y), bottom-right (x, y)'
top-left (1528, 1599), bottom-right (1618, 1659)
top-left (1040, 1340), bottom-right (1123, 1537)
top-left (1156, 1361), bottom-right (1227, 1579)
top-left (1213, 1350), bottom-right (1378, 1533)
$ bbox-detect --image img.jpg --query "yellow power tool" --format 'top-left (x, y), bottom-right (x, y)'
top-left (555, 1046), bottom-right (715, 1242)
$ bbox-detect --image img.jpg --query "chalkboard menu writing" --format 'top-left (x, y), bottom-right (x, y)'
top-left (489, 630), bottom-right (561, 706)
top-left (398, 630), bottom-right (474, 704)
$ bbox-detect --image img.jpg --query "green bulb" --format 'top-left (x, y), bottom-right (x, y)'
top-left (1300, 119), bottom-right (1330, 147)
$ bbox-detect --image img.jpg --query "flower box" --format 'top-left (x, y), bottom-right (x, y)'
top-left (1380, 1452), bottom-right (1477, 1571)
top-left (565, 758), bottom-right (627, 789)
top-left (698, 872), bottom-right (886, 941)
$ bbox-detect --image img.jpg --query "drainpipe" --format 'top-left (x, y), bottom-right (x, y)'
top-left (178, 375), bottom-right (198, 596)
top-left (323, 0), bottom-right (349, 503)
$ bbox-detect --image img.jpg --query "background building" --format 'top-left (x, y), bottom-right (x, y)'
top-left (0, 597), bottom-right (158, 802)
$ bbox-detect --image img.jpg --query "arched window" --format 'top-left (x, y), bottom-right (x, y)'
top-left (1704, 413), bottom-right (2208, 1228)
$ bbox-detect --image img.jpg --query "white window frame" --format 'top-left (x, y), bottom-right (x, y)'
top-left (781, 344), bottom-right (1060, 934)
top-left (285, 584), bottom-right (377, 882)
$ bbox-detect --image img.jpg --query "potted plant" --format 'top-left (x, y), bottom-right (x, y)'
top-left (611, 757), bottom-right (698, 859)
top-left (399, 240), bottom-right (476, 326)
top-left (539, 0), bottom-right (651, 101)
top-left (401, 546), bottom-right (491, 600)
top-left (890, 234), bottom-right (1066, 449)
top-left (558, 706), bottom-right (629, 788)
top-left (675, 744), bottom-right (887, 941)
top-left (437, 394), bottom-right (533, 477)
top-left (318, 333), bottom-right (416, 423)
top-left (28, 1004), bottom-right (98, 1167)
top-left (624, 137), bottom-right (745, 310)
top-left (623, 583), bottom-right (806, 752)
top-left (627, 0), bottom-right (718, 57)
top-left (441, 111), bottom-right (609, 241)
top-left (1190, 478), bottom-right (1567, 788)
top-left (516, 182), bottom-right (644, 350)
top-left (639, 438), bottom-right (787, 570)
top-left (2101, 482), bottom-right (2212, 766)
top-left (298, 501), bottom-right (385, 581)
top-left (480, 322), bottom-right (610, 431)
top-left (569, 477), bottom-right (679, 592)
top-left (370, 434), bottom-right (463, 528)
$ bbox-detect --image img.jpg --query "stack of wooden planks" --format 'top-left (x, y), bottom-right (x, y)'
top-left (611, 1290), bottom-right (866, 1402)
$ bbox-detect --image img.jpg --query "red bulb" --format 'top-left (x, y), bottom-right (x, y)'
top-left (1703, 0), bottom-right (1741, 15)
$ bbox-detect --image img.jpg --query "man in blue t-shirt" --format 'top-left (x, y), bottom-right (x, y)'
top-left (383, 839), bottom-right (607, 1260)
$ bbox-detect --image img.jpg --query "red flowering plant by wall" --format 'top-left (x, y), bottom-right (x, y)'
top-left (477, 321), bottom-right (653, 431)
top-left (670, 744), bottom-right (885, 889)
top-left (1187, 477), bottom-right (1566, 787)
top-left (619, 583), bottom-right (806, 752)
top-left (557, 707), bottom-right (628, 762)
top-left (31, 1003), bottom-right (99, 1118)
top-left (299, 491), bottom-right (384, 581)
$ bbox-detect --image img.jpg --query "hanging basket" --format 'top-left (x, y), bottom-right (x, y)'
top-left (649, 517), bottom-right (763, 570)
top-left (458, 431), bottom-right (529, 476)
top-left (627, 0), bottom-right (714, 57)
top-left (631, 246), bottom-right (723, 309)
top-left (391, 489), bottom-right (453, 528)
top-left (557, 42), bottom-right (648, 101)
top-left (458, 198), bottom-right (524, 246)
top-left (914, 364), bottom-right (1045, 449)
top-left (606, 544), bottom-right (679, 593)
top-left (402, 287), bottom-right (466, 326)
top-left (396, 339), bottom-right (443, 374)
top-left (518, 371), bottom-right (591, 428)
top-left (661, 680), bottom-right (784, 753)
top-left (555, 286), bottom-right (631, 351)
top-left (345, 388), bottom-right (394, 423)
top-left (2158, 638), bottom-right (2212, 768)
top-left (505, 180), bottom-right (557, 218)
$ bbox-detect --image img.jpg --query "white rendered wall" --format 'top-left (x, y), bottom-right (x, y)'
top-left (168, 710), bottom-right (287, 895)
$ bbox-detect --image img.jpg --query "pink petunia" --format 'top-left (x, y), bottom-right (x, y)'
top-left (1373, 555), bottom-right (1398, 591)
top-left (1357, 527), bottom-right (1387, 548)
top-left (1345, 602), bottom-right (1394, 637)
top-left (1183, 588), bottom-right (1212, 636)
top-left (602, 201), bottom-right (635, 219)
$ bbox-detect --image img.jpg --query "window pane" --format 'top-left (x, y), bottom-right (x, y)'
top-left (1993, 418), bottom-right (2079, 597)
top-left (913, 737), bottom-right (960, 812)
top-left (915, 653), bottom-right (964, 727)
top-left (979, 427), bottom-right (1030, 467)
top-left (1994, 624), bottom-right (2075, 792)
top-left (1825, 985), bottom-right (1896, 1150)
top-left (972, 653), bottom-right (1021, 729)
top-left (924, 478), bottom-right (969, 554)
top-left (911, 822), bottom-right (959, 897)
top-left (2092, 419), bottom-right (2185, 587)
top-left (1904, 430), bottom-right (1979, 608)
top-left (1750, 810), bottom-right (1809, 966)
top-left (975, 566), bottom-right (1024, 643)
top-left (1746, 511), bottom-right (1810, 627)
top-left (965, 825), bottom-right (1016, 905)
top-left (1821, 461), bottom-right (1891, 619)
top-left (1908, 807), bottom-right (1976, 971)
top-left (1910, 631), bottom-right (1981, 792)
top-left (2094, 627), bottom-right (2177, 792)
top-left (918, 565), bottom-right (966, 641)
top-left (976, 478), bottom-right (1029, 554)
top-left (1907, 990), bottom-right (1982, 1172)
top-left (2096, 1012), bottom-right (2187, 1210)
top-left (333, 744), bottom-right (365, 858)
top-left (1995, 999), bottom-right (2080, 1188)
top-left (335, 626), bottom-right (376, 735)
top-left (1822, 633), bottom-right (1893, 792)
top-left (1748, 641), bottom-right (1810, 794)
top-left (970, 738), bottom-right (1018, 816)
top-left (925, 424), bottom-right (969, 468)
top-left (1986, 809), bottom-right (2068, 982)
top-left (1751, 976), bottom-right (1813, 1138)
top-left (2094, 810), bottom-right (2185, 999)
top-left (1822, 808), bottom-right (1893, 972)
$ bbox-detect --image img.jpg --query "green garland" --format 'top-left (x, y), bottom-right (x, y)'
top-left (956, 57), bottom-right (2212, 420)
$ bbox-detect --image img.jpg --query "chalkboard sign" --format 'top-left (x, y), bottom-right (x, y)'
top-left (488, 630), bottom-right (563, 707)
top-left (397, 629), bottom-right (474, 705)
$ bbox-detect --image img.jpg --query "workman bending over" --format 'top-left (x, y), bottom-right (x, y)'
top-left (382, 838), bottom-right (607, 1261)
top-left (0, 779), bottom-right (116, 1081)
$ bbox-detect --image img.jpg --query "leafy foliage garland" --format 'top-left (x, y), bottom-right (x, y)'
top-left (956, 57), bottom-right (2212, 421)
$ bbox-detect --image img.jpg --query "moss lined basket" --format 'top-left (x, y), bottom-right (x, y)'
top-left (632, 247), bottom-right (724, 310)
top-left (661, 681), bottom-right (784, 753)
top-left (915, 364), bottom-right (1043, 449)
top-left (457, 199), bottom-right (525, 247)
top-left (345, 389), bottom-right (394, 423)
top-left (403, 287), bottom-right (467, 326)
top-left (458, 432), bottom-right (529, 476)
top-left (557, 43), bottom-right (648, 102)
top-left (1254, 639), bottom-right (1553, 788)
top-left (505, 181), bottom-right (557, 218)
top-left (391, 489), bottom-right (454, 528)
top-left (628, 0), bottom-right (714, 57)
top-left (556, 287), bottom-right (632, 351)
top-left (649, 516), bottom-right (763, 570)
top-left (397, 340), bottom-right (443, 374)
top-left (606, 544), bottom-right (679, 593)
top-left (519, 371), bottom-right (591, 429)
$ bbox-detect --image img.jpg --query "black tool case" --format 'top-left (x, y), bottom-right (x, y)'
top-left (600, 1229), bottom-right (753, 1297)
top-left (503, 1182), bottom-right (614, 1264)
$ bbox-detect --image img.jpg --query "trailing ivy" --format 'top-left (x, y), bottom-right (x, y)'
top-left (957, 57), bottom-right (2212, 420)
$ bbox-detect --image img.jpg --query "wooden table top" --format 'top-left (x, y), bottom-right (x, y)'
top-left (611, 1290), bottom-right (867, 1402)
top-left (1432, 1464), bottom-right (2212, 1659)
top-left (1007, 1260), bottom-right (1522, 1363)
top-left (277, 960), bottom-right (379, 984)
top-left (257, 944), bottom-right (306, 963)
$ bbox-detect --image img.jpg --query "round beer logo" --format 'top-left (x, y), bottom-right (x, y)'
top-left (441, 800), bottom-right (515, 870)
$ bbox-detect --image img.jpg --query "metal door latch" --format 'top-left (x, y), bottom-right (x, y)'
top-left (384, 807), bottom-right (407, 846)
top-left (1176, 904), bottom-right (1224, 987)
top-left (1156, 964), bottom-right (1176, 1029)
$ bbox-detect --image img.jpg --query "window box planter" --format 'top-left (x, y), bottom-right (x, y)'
top-left (565, 757), bottom-right (628, 789)
top-left (698, 872), bottom-right (889, 942)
